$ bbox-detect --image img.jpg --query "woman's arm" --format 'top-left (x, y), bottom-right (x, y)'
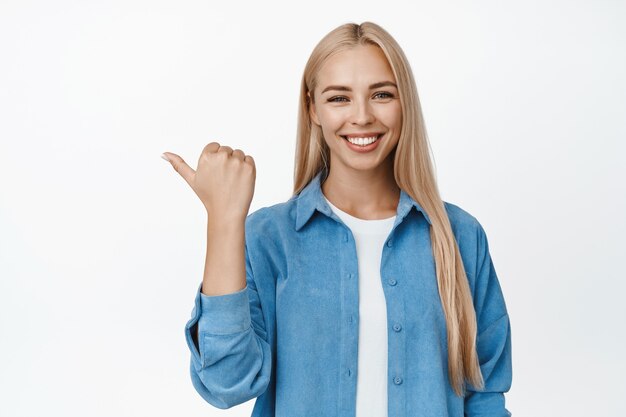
top-left (184, 220), bottom-right (272, 409)
top-left (464, 223), bottom-right (513, 417)
top-left (194, 214), bottom-right (247, 340)
top-left (163, 143), bottom-right (270, 408)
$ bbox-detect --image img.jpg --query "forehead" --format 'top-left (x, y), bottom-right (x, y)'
top-left (316, 44), bottom-right (396, 90)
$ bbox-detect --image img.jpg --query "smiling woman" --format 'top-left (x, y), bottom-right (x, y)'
top-left (168, 20), bottom-right (512, 417)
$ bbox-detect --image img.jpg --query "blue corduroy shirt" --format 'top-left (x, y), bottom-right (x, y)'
top-left (184, 170), bottom-right (513, 416)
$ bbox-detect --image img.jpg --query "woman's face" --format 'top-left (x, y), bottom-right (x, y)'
top-left (309, 44), bottom-right (402, 175)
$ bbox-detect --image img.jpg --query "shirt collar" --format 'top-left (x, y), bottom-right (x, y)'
top-left (294, 170), bottom-right (432, 232)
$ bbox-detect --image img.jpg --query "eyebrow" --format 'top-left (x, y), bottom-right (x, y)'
top-left (320, 81), bottom-right (398, 94)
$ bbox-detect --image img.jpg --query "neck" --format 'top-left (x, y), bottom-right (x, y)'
top-left (321, 161), bottom-right (400, 220)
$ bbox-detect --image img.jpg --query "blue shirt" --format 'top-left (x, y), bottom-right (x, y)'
top-left (184, 170), bottom-right (513, 416)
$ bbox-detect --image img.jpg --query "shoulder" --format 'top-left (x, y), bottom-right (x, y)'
top-left (244, 198), bottom-right (298, 240)
top-left (442, 201), bottom-right (491, 277)
top-left (443, 200), bottom-right (485, 238)
top-left (242, 200), bottom-right (298, 274)
top-left (442, 201), bottom-right (501, 303)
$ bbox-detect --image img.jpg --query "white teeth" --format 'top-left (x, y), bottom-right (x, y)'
top-left (345, 135), bottom-right (379, 146)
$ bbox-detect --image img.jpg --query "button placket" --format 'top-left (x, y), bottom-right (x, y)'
top-left (382, 238), bottom-right (407, 412)
top-left (338, 224), bottom-right (358, 415)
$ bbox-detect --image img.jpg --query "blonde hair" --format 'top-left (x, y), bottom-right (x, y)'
top-left (292, 21), bottom-right (484, 397)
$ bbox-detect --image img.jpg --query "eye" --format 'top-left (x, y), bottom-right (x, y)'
top-left (374, 91), bottom-right (394, 99)
top-left (328, 96), bottom-right (349, 102)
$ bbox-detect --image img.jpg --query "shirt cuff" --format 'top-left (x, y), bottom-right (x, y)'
top-left (197, 281), bottom-right (252, 335)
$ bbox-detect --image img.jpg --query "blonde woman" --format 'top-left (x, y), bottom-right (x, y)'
top-left (164, 21), bottom-right (512, 417)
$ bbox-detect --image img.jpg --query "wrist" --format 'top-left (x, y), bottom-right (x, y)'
top-left (206, 211), bottom-right (246, 228)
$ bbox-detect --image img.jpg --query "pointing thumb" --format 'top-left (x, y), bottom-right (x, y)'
top-left (162, 152), bottom-right (196, 189)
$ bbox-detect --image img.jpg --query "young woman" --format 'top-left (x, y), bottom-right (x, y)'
top-left (163, 21), bottom-right (512, 417)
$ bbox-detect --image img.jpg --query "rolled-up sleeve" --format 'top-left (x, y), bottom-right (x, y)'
top-left (464, 223), bottom-right (513, 417)
top-left (183, 242), bottom-right (272, 409)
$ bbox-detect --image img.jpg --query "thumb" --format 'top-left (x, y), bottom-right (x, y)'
top-left (162, 152), bottom-right (195, 188)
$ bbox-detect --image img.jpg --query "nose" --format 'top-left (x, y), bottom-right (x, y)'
top-left (350, 98), bottom-right (375, 125)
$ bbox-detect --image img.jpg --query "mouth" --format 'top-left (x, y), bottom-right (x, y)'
top-left (340, 133), bottom-right (384, 147)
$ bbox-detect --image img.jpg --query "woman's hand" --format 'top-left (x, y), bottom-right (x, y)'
top-left (162, 142), bottom-right (256, 220)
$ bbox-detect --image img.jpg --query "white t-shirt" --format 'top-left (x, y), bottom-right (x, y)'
top-left (323, 194), bottom-right (396, 417)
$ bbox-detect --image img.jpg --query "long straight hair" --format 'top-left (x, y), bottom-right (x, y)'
top-left (292, 22), bottom-right (484, 397)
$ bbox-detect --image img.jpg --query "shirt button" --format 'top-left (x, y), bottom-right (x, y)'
top-left (388, 278), bottom-right (397, 286)
top-left (386, 239), bottom-right (393, 247)
top-left (348, 273), bottom-right (354, 279)
top-left (394, 376), bottom-right (403, 385)
top-left (347, 368), bottom-right (352, 377)
top-left (343, 233), bottom-right (348, 242)
top-left (393, 323), bottom-right (402, 332)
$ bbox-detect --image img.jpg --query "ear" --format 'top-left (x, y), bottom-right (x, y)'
top-left (308, 91), bottom-right (321, 126)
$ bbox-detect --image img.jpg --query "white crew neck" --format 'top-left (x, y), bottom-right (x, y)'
top-left (323, 194), bottom-right (396, 235)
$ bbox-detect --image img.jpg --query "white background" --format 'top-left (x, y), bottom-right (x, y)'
top-left (1, 1), bottom-right (625, 416)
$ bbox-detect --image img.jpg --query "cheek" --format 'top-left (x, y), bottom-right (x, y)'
top-left (384, 104), bottom-right (402, 129)
top-left (318, 108), bottom-right (344, 132)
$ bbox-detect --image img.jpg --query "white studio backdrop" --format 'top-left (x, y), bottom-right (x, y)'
top-left (1, 1), bottom-right (625, 416)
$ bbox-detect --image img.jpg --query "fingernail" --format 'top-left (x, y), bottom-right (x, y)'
top-left (161, 153), bottom-right (170, 162)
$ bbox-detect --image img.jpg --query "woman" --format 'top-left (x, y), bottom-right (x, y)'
top-left (163, 21), bottom-right (512, 417)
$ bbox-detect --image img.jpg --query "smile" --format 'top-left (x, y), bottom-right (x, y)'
top-left (339, 133), bottom-right (385, 153)
top-left (340, 133), bottom-right (384, 147)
